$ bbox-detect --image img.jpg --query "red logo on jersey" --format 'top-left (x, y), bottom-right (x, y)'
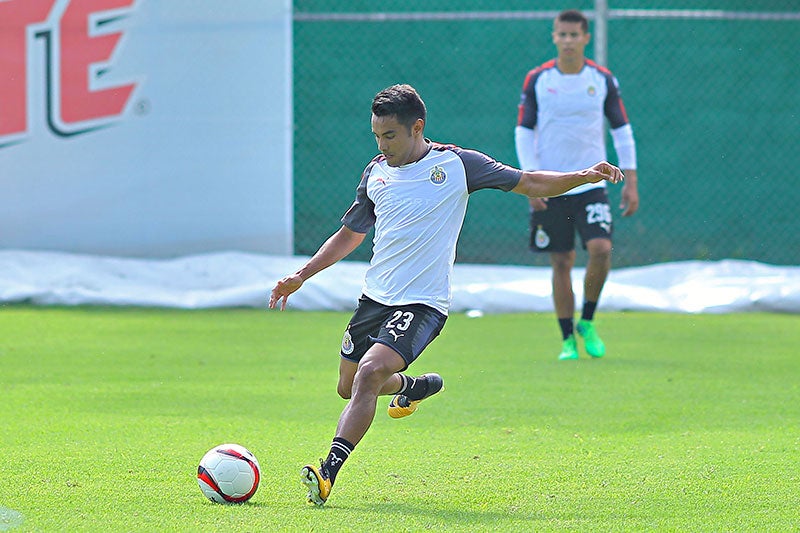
top-left (0, 0), bottom-right (138, 147)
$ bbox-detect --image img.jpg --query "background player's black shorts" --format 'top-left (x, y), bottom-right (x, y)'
top-left (529, 187), bottom-right (613, 253)
top-left (340, 295), bottom-right (447, 370)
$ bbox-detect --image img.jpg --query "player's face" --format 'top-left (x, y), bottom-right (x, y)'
top-left (371, 114), bottom-right (422, 167)
top-left (552, 20), bottom-right (590, 60)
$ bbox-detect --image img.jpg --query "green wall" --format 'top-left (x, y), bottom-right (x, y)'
top-left (293, 1), bottom-right (800, 266)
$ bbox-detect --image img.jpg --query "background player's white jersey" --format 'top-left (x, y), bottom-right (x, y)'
top-left (516, 59), bottom-right (635, 196)
top-left (342, 143), bottom-right (522, 315)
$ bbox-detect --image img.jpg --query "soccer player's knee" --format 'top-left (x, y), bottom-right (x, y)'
top-left (551, 252), bottom-right (575, 271)
top-left (337, 380), bottom-right (353, 399)
top-left (588, 239), bottom-right (612, 260)
top-left (354, 358), bottom-right (391, 388)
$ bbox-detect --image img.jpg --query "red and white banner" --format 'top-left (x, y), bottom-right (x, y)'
top-left (0, 0), bottom-right (292, 257)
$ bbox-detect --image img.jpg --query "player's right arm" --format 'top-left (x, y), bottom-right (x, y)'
top-left (269, 226), bottom-right (366, 310)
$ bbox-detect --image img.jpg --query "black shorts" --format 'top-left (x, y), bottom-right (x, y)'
top-left (529, 188), bottom-right (613, 253)
top-left (340, 295), bottom-right (447, 370)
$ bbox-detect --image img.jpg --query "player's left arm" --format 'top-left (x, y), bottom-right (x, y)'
top-left (606, 73), bottom-right (640, 217)
top-left (511, 161), bottom-right (624, 198)
top-left (610, 124), bottom-right (639, 217)
top-left (459, 149), bottom-right (619, 199)
top-left (619, 168), bottom-right (639, 216)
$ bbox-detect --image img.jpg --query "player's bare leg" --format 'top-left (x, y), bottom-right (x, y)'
top-left (336, 359), bottom-right (406, 401)
top-left (302, 344), bottom-right (404, 506)
top-left (583, 238), bottom-right (611, 304)
top-left (335, 345), bottom-right (404, 441)
top-left (577, 238), bottom-right (611, 357)
top-left (336, 338), bottom-right (443, 420)
top-left (551, 251), bottom-right (578, 360)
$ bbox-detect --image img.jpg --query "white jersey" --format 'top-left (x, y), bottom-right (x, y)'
top-left (516, 59), bottom-right (635, 195)
top-left (341, 142), bottom-right (522, 315)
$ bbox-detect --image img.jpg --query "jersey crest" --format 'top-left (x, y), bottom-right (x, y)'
top-left (429, 165), bottom-right (447, 186)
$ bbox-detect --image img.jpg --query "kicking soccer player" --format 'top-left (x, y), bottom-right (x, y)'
top-left (269, 83), bottom-right (624, 506)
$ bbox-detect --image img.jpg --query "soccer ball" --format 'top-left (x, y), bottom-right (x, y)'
top-left (197, 443), bottom-right (260, 504)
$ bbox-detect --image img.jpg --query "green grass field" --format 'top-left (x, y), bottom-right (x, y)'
top-left (1, 306), bottom-right (798, 531)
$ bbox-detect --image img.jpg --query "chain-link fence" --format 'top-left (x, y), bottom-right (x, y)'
top-left (293, 1), bottom-right (800, 267)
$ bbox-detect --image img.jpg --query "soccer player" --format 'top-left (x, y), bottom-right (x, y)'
top-left (269, 84), bottom-right (624, 506)
top-left (515, 9), bottom-right (640, 361)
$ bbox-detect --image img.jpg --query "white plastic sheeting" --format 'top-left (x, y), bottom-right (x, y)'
top-left (1, 250), bottom-right (798, 313)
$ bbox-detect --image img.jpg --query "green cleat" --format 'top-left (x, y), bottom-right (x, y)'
top-left (558, 335), bottom-right (579, 360)
top-left (577, 319), bottom-right (606, 358)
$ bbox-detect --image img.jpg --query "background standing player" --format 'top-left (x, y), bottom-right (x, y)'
top-left (515, 9), bottom-right (640, 361)
top-left (270, 84), bottom-right (624, 506)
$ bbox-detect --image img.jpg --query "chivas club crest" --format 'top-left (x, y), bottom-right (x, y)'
top-left (429, 165), bottom-right (447, 185)
top-left (341, 328), bottom-right (354, 355)
top-left (534, 225), bottom-right (550, 248)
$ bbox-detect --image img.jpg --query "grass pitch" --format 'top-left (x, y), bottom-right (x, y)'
top-left (0, 306), bottom-right (798, 531)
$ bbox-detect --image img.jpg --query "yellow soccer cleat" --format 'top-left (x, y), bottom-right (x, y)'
top-left (300, 461), bottom-right (331, 506)
top-left (387, 373), bottom-right (443, 419)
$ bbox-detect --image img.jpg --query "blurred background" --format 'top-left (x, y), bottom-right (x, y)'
top-left (293, 0), bottom-right (800, 267)
top-left (2, 1), bottom-right (798, 269)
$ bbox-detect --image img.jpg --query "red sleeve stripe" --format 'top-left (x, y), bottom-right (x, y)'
top-left (585, 58), bottom-right (612, 75)
top-left (517, 60), bottom-right (555, 125)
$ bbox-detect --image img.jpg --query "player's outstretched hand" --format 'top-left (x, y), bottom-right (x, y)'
top-left (583, 161), bottom-right (624, 184)
top-left (268, 274), bottom-right (304, 310)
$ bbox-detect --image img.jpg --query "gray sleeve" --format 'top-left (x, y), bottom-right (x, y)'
top-left (456, 148), bottom-right (523, 193)
top-left (340, 161), bottom-right (377, 233)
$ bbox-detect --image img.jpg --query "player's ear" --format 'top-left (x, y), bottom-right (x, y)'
top-left (412, 118), bottom-right (424, 136)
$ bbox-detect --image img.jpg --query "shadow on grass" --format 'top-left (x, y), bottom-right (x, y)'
top-left (326, 500), bottom-right (544, 526)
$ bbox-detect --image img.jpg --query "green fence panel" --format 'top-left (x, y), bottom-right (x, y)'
top-left (293, 1), bottom-right (800, 266)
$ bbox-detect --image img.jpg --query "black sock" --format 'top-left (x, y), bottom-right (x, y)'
top-left (558, 318), bottom-right (574, 340)
top-left (397, 374), bottom-right (429, 401)
top-left (323, 437), bottom-right (354, 485)
top-left (581, 301), bottom-right (598, 322)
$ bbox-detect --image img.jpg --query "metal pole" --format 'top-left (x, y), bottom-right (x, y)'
top-left (594, 0), bottom-right (609, 66)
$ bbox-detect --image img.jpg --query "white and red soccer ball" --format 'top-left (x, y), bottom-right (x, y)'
top-left (197, 444), bottom-right (260, 504)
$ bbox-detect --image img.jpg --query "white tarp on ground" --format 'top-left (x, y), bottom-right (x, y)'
top-left (1, 250), bottom-right (799, 314)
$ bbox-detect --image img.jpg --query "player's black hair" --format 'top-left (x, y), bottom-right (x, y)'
top-left (371, 84), bottom-right (427, 131)
top-left (556, 9), bottom-right (589, 33)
